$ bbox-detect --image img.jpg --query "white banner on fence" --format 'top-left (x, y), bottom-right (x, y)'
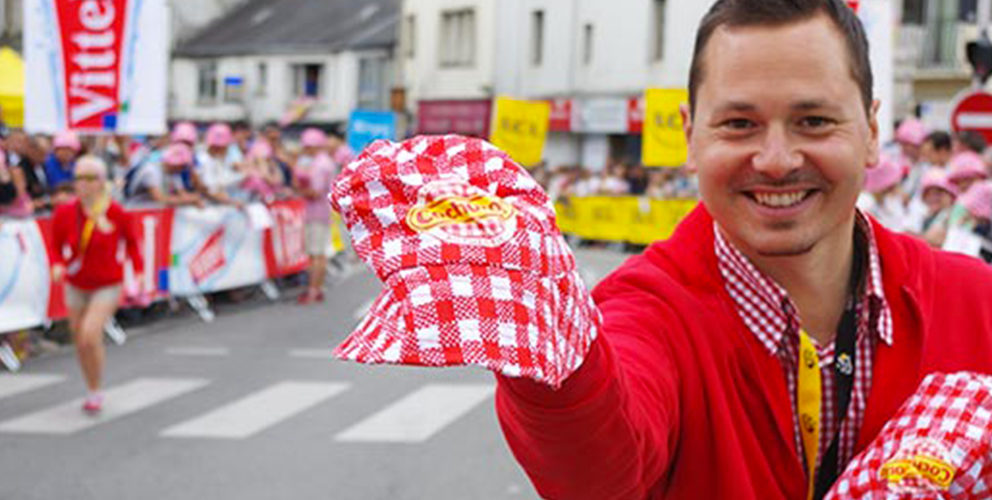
top-left (0, 220), bottom-right (51, 332)
top-left (23, 0), bottom-right (169, 134)
top-left (168, 205), bottom-right (267, 297)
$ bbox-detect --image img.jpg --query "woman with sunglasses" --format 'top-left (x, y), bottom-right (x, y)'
top-left (51, 155), bottom-right (144, 414)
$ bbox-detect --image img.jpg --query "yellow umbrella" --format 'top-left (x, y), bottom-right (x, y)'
top-left (0, 47), bottom-right (24, 128)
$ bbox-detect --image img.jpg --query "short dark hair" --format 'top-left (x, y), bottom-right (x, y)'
top-left (956, 130), bottom-right (987, 154)
top-left (924, 131), bottom-right (952, 152)
top-left (688, 0), bottom-right (872, 117)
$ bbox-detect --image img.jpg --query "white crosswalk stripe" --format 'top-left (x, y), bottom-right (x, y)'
top-left (161, 381), bottom-right (349, 439)
top-left (166, 347), bottom-right (231, 357)
top-left (0, 373), bottom-right (65, 401)
top-left (335, 384), bottom-right (495, 443)
top-left (0, 376), bottom-right (495, 443)
top-left (0, 377), bottom-right (209, 435)
top-left (288, 348), bottom-right (336, 359)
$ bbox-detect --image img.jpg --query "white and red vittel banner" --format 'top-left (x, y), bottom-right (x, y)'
top-left (23, 0), bottom-right (169, 134)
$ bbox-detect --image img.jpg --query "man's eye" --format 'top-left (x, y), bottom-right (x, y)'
top-left (721, 119), bottom-right (754, 130)
top-left (799, 116), bottom-right (835, 128)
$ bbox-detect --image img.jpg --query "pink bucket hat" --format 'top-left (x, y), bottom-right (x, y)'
top-left (53, 130), bottom-right (81, 152)
top-left (895, 117), bottom-right (927, 146)
top-left (948, 152), bottom-right (989, 183)
top-left (300, 127), bottom-right (327, 149)
top-left (920, 168), bottom-right (959, 197)
top-left (827, 372), bottom-right (992, 499)
top-left (247, 140), bottom-right (272, 160)
top-left (171, 121), bottom-right (198, 144)
top-left (205, 123), bottom-right (232, 147)
top-left (864, 156), bottom-right (903, 193)
top-left (960, 181), bottom-right (992, 220)
top-left (162, 143), bottom-right (193, 166)
top-left (329, 135), bottom-right (601, 387)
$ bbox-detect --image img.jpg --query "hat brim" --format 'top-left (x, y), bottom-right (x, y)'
top-left (333, 263), bottom-right (599, 388)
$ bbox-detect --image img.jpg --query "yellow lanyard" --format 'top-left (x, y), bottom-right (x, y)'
top-left (79, 195), bottom-right (109, 257)
top-left (797, 329), bottom-right (821, 500)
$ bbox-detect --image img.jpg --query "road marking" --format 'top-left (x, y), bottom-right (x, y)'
top-left (165, 347), bottom-right (230, 357)
top-left (0, 374), bottom-right (66, 401)
top-left (0, 378), bottom-right (209, 435)
top-left (288, 349), bottom-right (336, 359)
top-left (161, 381), bottom-right (349, 439)
top-left (335, 384), bottom-right (495, 443)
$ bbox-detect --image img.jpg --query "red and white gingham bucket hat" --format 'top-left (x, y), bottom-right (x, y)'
top-left (827, 372), bottom-right (992, 499)
top-left (329, 135), bottom-right (601, 387)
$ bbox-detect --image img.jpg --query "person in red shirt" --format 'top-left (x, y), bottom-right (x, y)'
top-left (51, 155), bottom-right (143, 414)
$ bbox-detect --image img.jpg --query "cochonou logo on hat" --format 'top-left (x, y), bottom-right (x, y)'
top-left (405, 177), bottom-right (518, 246)
top-left (878, 438), bottom-right (958, 494)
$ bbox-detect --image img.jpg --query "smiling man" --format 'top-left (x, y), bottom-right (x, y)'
top-left (492, 1), bottom-right (992, 499)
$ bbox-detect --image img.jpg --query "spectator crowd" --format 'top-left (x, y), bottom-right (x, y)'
top-left (2, 117), bottom-right (989, 266)
top-left (0, 120), bottom-right (354, 215)
top-left (857, 118), bottom-right (992, 264)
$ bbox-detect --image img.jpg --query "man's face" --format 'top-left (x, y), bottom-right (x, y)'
top-left (55, 147), bottom-right (76, 165)
top-left (920, 141), bottom-right (950, 166)
top-left (264, 126), bottom-right (281, 144)
top-left (684, 13), bottom-right (879, 257)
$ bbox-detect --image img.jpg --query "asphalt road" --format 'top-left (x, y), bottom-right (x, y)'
top-left (0, 248), bottom-right (630, 500)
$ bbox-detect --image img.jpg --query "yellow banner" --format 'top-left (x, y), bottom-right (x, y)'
top-left (642, 89), bottom-right (689, 168)
top-left (554, 197), bottom-right (697, 245)
top-left (489, 97), bottom-right (550, 167)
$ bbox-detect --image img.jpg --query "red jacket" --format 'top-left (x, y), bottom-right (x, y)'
top-left (495, 205), bottom-right (992, 500)
top-left (52, 199), bottom-right (144, 290)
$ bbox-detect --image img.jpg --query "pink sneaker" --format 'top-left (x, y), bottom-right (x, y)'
top-left (82, 394), bottom-right (103, 415)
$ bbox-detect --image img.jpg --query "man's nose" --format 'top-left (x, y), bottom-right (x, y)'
top-left (751, 125), bottom-right (803, 178)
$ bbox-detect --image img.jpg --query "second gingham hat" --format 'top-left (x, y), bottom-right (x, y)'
top-left (328, 135), bottom-right (601, 387)
top-left (827, 372), bottom-right (992, 499)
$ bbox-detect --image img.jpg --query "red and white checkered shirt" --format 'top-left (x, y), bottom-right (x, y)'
top-left (714, 211), bottom-right (894, 479)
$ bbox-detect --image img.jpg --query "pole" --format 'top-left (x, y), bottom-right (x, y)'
top-left (980, 0), bottom-right (992, 33)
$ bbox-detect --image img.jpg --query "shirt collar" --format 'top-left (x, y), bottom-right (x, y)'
top-left (714, 209), bottom-right (893, 355)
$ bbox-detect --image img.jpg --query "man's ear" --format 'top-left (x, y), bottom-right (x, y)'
top-left (680, 103), bottom-right (697, 173)
top-left (867, 99), bottom-right (881, 165)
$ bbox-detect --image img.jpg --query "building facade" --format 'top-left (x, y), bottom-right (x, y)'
top-left (170, 0), bottom-right (398, 127)
top-left (399, 0), bottom-right (711, 171)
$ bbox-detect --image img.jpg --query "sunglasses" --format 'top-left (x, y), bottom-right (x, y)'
top-left (74, 174), bottom-right (105, 182)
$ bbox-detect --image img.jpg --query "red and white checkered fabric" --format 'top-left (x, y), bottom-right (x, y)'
top-left (827, 372), bottom-right (992, 499)
top-left (328, 135), bottom-right (601, 387)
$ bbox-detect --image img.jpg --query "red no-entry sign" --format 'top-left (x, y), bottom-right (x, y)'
top-left (951, 90), bottom-right (992, 145)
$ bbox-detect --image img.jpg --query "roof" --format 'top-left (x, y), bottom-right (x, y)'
top-left (175, 0), bottom-right (399, 58)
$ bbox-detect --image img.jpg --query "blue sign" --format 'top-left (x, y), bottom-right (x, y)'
top-left (347, 110), bottom-right (397, 153)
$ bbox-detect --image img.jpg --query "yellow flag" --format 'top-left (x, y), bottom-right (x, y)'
top-left (489, 97), bottom-right (550, 167)
top-left (642, 89), bottom-right (688, 168)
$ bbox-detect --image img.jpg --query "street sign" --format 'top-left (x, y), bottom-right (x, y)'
top-left (951, 90), bottom-right (992, 144)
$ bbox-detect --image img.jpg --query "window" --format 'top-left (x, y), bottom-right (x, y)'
top-left (582, 24), bottom-right (594, 65)
top-left (651, 0), bottom-right (666, 61)
top-left (902, 0), bottom-right (926, 24)
top-left (959, 0), bottom-right (977, 22)
top-left (358, 57), bottom-right (387, 110)
top-left (440, 9), bottom-right (475, 67)
top-left (292, 63), bottom-right (323, 98)
top-left (197, 61), bottom-right (218, 102)
top-left (531, 10), bottom-right (544, 66)
top-left (256, 62), bottom-right (267, 96)
top-left (923, 0), bottom-right (959, 66)
top-left (404, 15), bottom-right (416, 58)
